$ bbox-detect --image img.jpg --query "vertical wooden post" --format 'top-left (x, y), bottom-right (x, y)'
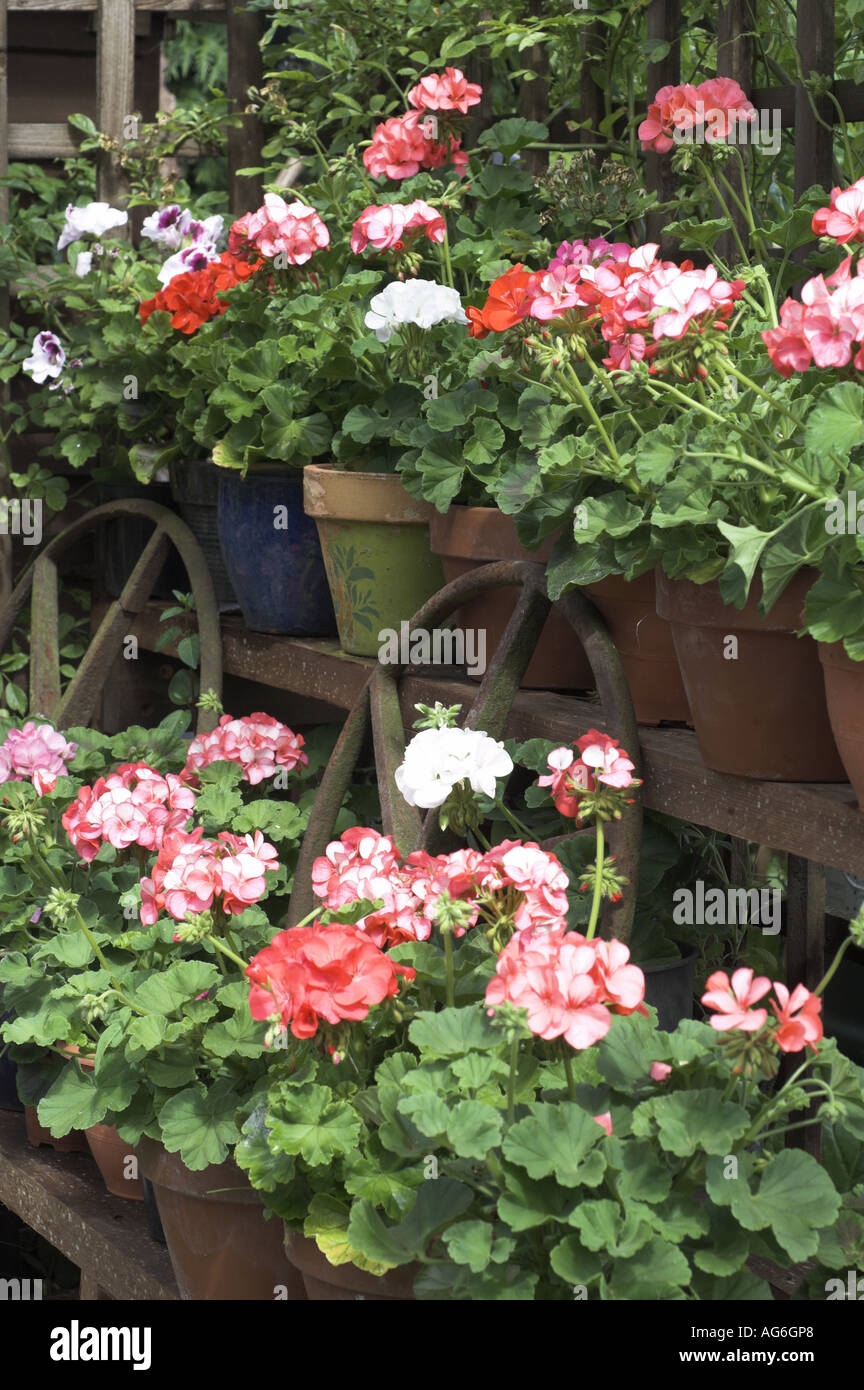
top-left (781, 854), bottom-right (825, 1160)
top-left (227, 2), bottom-right (263, 216)
top-left (794, 0), bottom-right (835, 198)
top-left (716, 0), bottom-right (753, 265)
top-left (96, 0), bottom-right (135, 213)
top-left (517, 0), bottom-right (549, 175)
top-left (644, 0), bottom-right (681, 253)
top-left (0, 0), bottom-right (11, 608)
top-left (579, 20), bottom-right (604, 159)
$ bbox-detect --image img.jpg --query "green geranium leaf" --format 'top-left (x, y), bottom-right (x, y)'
top-left (157, 1079), bottom-right (242, 1170)
top-left (267, 1083), bottom-right (360, 1167)
top-left (706, 1149), bottom-right (841, 1262)
top-left (302, 1194), bottom-right (393, 1275)
top-left (804, 382), bottom-right (864, 455)
top-left (347, 1177), bottom-right (472, 1267)
top-left (446, 1099), bottom-right (504, 1159)
top-left (409, 1006), bottom-right (500, 1058)
top-left (549, 1236), bottom-right (604, 1287)
top-left (632, 1089), bottom-right (750, 1157)
top-left (608, 1236), bottom-right (691, 1298)
top-left (502, 1103), bottom-right (606, 1187)
top-left (37, 1065), bottom-right (106, 1136)
top-left (132, 961), bottom-right (220, 1016)
top-left (397, 1091), bottom-right (450, 1139)
top-left (568, 1198), bottom-right (654, 1258)
top-left (442, 1220), bottom-right (494, 1273)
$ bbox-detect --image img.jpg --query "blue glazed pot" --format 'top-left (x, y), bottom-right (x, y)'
top-left (217, 469), bottom-right (336, 636)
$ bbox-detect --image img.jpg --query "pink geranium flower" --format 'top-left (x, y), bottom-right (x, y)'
top-left (407, 68), bottom-right (483, 115)
top-left (701, 967), bottom-right (772, 1032)
top-left (812, 177), bottom-right (864, 245)
top-left (770, 982), bottom-right (823, 1054)
top-left (183, 713), bottom-right (307, 786)
top-left (63, 763), bottom-right (194, 862)
top-left (0, 722), bottom-right (77, 784)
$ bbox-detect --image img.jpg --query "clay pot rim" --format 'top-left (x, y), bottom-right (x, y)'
top-left (284, 1230), bottom-right (417, 1295)
top-left (303, 462), bottom-right (435, 525)
top-left (429, 503), bottom-right (558, 564)
top-left (655, 566), bottom-right (818, 632)
top-left (136, 1134), bottom-right (260, 1202)
top-left (818, 640), bottom-right (864, 673)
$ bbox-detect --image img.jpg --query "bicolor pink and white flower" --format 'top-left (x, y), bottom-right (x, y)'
top-left (0, 722), bottom-right (77, 784)
top-left (183, 713), bottom-right (307, 786)
top-left (62, 762), bottom-right (194, 862)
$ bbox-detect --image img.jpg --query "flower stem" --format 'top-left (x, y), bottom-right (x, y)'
top-left (507, 1036), bottom-right (519, 1124)
top-left (563, 1050), bottom-right (576, 1102)
top-left (210, 936), bottom-right (250, 972)
top-left (493, 797), bottom-right (534, 841)
top-left (814, 931), bottom-right (856, 998)
top-left (585, 819), bottom-right (605, 942)
top-left (442, 928), bottom-right (455, 1009)
top-left (563, 363), bottom-right (620, 464)
top-left (438, 229), bottom-right (454, 290)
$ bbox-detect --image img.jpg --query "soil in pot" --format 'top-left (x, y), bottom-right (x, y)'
top-left (818, 642), bottom-right (864, 806)
top-left (85, 1122), bottom-right (144, 1201)
top-left (284, 1230), bottom-right (416, 1301)
top-left (169, 458), bottom-right (239, 610)
top-left (137, 1135), bottom-right (307, 1301)
top-left (218, 468), bottom-right (336, 636)
top-left (655, 569), bottom-right (845, 781)
top-left (24, 1106), bottom-right (90, 1153)
top-left (640, 941), bottom-right (699, 1031)
top-left (429, 506), bottom-right (592, 690)
top-left (585, 572), bottom-right (692, 725)
top-left (304, 465), bottom-right (445, 658)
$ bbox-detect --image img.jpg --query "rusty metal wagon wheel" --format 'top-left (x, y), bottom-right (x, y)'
top-left (289, 559), bottom-right (643, 941)
top-left (0, 499), bottom-right (223, 735)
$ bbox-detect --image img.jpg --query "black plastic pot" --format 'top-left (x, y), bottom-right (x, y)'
top-left (169, 458), bottom-right (239, 610)
top-left (640, 941), bottom-right (699, 1031)
top-left (0, 1008), bottom-right (22, 1112)
top-left (96, 482), bottom-right (186, 600)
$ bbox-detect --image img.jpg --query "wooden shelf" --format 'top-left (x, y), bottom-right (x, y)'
top-left (105, 600), bottom-right (864, 876)
top-left (0, 1111), bottom-right (178, 1300)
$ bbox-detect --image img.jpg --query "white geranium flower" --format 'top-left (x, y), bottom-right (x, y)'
top-left (365, 279), bottom-right (467, 343)
top-left (158, 241), bottom-right (220, 286)
top-left (57, 202), bottom-right (127, 251)
top-left (395, 726), bottom-right (513, 809)
top-left (141, 204), bottom-right (186, 248)
top-left (74, 251), bottom-right (93, 277)
top-left (23, 331), bottom-right (65, 383)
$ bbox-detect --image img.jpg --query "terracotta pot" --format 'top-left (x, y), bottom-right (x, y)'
top-left (85, 1122), bottom-right (144, 1201)
top-left (584, 572), bottom-right (691, 725)
top-left (25, 1105), bottom-right (90, 1153)
top-left (429, 506), bottom-right (592, 689)
top-left (655, 570), bottom-right (845, 781)
top-left (137, 1136), bottom-right (307, 1301)
top-left (304, 464), bottom-right (445, 657)
top-left (819, 642), bottom-right (864, 805)
top-left (284, 1230), bottom-right (416, 1301)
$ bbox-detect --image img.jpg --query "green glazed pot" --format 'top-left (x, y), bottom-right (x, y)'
top-left (303, 464), bottom-right (445, 657)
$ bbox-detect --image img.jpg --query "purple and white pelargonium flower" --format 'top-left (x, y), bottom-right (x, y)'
top-left (22, 331), bottom-right (65, 384)
top-left (57, 202), bottom-right (127, 251)
top-left (157, 240), bottom-right (221, 285)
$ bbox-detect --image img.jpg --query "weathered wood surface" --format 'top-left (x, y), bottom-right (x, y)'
top-left (0, 1112), bottom-right (178, 1300)
top-left (108, 598), bottom-right (864, 876)
top-left (96, 0), bottom-right (135, 207)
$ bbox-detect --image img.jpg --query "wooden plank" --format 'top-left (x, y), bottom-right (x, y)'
top-left (103, 601), bottom-right (864, 877)
top-left (0, 1113), bottom-right (178, 1301)
top-left (795, 0), bottom-right (835, 197)
top-left (7, 121), bottom-right (79, 158)
top-left (0, 0), bottom-right (11, 613)
top-left (716, 0), bottom-right (752, 265)
top-left (226, 0), bottom-right (262, 214)
top-left (10, 0), bottom-right (224, 10)
top-left (96, 0), bottom-right (134, 207)
top-left (644, 0), bottom-right (681, 254)
top-left (29, 552), bottom-right (62, 721)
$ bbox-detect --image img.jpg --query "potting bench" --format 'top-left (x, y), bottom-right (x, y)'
top-left (0, 1112), bottom-right (178, 1300)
